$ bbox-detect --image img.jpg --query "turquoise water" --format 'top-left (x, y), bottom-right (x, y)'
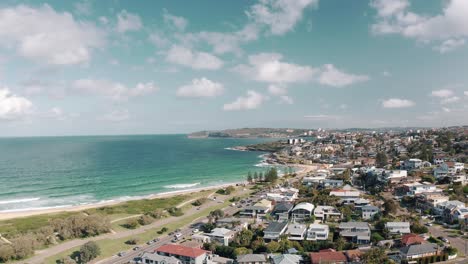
top-left (0, 135), bottom-right (273, 212)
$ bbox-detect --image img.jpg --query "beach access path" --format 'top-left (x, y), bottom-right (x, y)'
top-left (22, 188), bottom-right (250, 264)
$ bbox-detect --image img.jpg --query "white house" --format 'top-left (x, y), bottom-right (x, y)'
top-left (291, 202), bottom-right (314, 221)
top-left (330, 185), bottom-right (361, 204)
top-left (206, 228), bottom-right (235, 246)
top-left (306, 224), bottom-right (329, 241)
top-left (403, 159), bottom-right (423, 170)
top-left (313, 206), bottom-right (342, 222)
top-left (286, 223), bottom-right (307, 241)
top-left (385, 222), bottom-right (411, 234)
top-left (361, 205), bottom-right (380, 220)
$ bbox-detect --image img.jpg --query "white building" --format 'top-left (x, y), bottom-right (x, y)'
top-left (306, 224), bottom-right (329, 241)
top-left (286, 223), bottom-right (307, 241)
top-left (313, 206), bottom-right (342, 222)
top-left (291, 202), bottom-right (314, 221)
top-left (385, 222), bottom-right (411, 234)
top-left (361, 205), bottom-right (380, 220)
top-left (206, 228), bottom-right (235, 246)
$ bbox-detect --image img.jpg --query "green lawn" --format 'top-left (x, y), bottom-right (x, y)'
top-left (44, 189), bottom-right (251, 264)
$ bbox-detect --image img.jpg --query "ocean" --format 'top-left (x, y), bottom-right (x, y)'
top-left (0, 134), bottom-right (276, 212)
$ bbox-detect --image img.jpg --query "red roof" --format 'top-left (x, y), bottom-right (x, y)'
top-left (401, 233), bottom-right (425, 246)
top-left (156, 244), bottom-right (210, 258)
top-left (310, 251), bottom-right (347, 264)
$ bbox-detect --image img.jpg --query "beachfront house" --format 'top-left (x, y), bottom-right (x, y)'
top-left (291, 202), bottom-right (314, 222)
top-left (140, 252), bottom-right (182, 264)
top-left (313, 205), bottom-right (342, 222)
top-left (310, 250), bottom-right (347, 264)
top-left (385, 222), bottom-right (411, 235)
top-left (286, 223), bottom-right (307, 240)
top-left (263, 221), bottom-right (288, 241)
top-left (306, 224), bottom-right (329, 241)
top-left (338, 222), bottom-right (371, 245)
top-left (206, 228), bottom-right (235, 246)
top-left (361, 205), bottom-right (380, 220)
top-left (239, 199), bottom-right (272, 218)
top-left (155, 244), bottom-right (212, 264)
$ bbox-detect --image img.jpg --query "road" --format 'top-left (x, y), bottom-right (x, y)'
top-left (428, 225), bottom-right (468, 257)
top-left (98, 192), bottom-right (256, 264)
top-left (22, 188), bottom-right (250, 264)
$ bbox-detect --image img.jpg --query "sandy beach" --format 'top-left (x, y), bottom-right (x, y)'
top-left (0, 182), bottom-right (244, 221)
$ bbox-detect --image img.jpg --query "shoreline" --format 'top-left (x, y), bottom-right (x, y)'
top-left (0, 181), bottom-right (244, 221)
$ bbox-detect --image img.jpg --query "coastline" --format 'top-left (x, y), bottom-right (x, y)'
top-left (0, 181), bottom-right (244, 221)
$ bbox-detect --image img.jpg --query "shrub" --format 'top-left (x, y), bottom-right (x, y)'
top-left (138, 215), bottom-right (154, 226)
top-left (79, 241), bottom-right (100, 263)
top-left (167, 207), bottom-right (183, 217)
top-left (192, 198), bottom-right (208, 206)
top-left (123, 219), bottom-right (139, 229)
top-left (0, 244), bottom-right (14, 262)
top-left (125, 238), bottom-right (140, 245)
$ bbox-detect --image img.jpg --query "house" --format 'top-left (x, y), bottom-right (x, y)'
top-left (263, 221), bottom-right (288, 241)
top-left (240, 199), bottom-right (272, 218)
top-left (236, 254), bottom-right (267, 264)
top-left (140, 252), bottom-right (182, 264)
top-left (216, 218), bottom-right (249, 230)
top-left (206, 228), bottom-right (235, 246)
top-left (404, 182), bottom-right (440, 196)
top-left (399, 243), bottom-right (440, 261)
top-left (310, 249), bottom-right (347, 264)
top-left (433, 162), bottom-right (465, 178)
top-left (448, 207), bottom-right (468, 225)
top-left (307, 224), bottom-right (329, 241)
top-left (415, 193), bottom-right (449, 212)
top-left (433, 155), bottom-right (446, 165)
top-left (385, 222), bottom-right (411, 235)
top-left (401, 234), bottom-right (425, 246)
top-left (270, 254), bottom-right (302, 264)
top-left (291, 202), bottom-right (314, 221)
top-left (322, 179), bottom-right (344, 188)
top-left (212, 255), bottom-right (234, 264)
top-left (266, 188), bottom-right (299, 202)
top-left (382, 170), bottom-right (407, 183)
top-left (271, 202), bottom-right (293, 221)
top-left (338, 222), bottom-right (371, 244)
top-left (403, 159), bottom-right (423, 170)
top-left (286, 223), bottom-right (307, 240)
top-left (344, 250), bottom-right (363, 263)
top-left (434, 200), bottom-right (466, 217)
top-left (352, 198), bottom-right (371, 209)
top-left (361, 205), bottom-right (380, 220)
top-left (313, 206), bottom-right (342, 222)
top-left (330, 185), bottom-right (361, 204)
top-left (155, 244), bottom-right (212, 264)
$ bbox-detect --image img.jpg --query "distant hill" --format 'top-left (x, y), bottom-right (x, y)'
top-left (188, 128), bottom-right (310, 138)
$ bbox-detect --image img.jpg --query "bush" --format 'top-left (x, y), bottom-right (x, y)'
top-left (138, 215), bottom-right (154, 226)
top-left (192, 198), bottom-right (208, 206)
top-left (167, 207), bottom-right (183, 217)
top-left (122, 219), bottom-right (139, 229)
top-left (79, 241), bottom-right (100, 263)
top-left (125, 238), bottom-right (140, 245)
top-left (0, 244), bottom-right (14, 262)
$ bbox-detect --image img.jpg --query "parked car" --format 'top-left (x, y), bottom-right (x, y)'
top-left (438, 237), bottom-right (449, 243)
top-left (193, 228), bottom-right (199, 233)
top-left (425, 223), bottom-right (433, 226)
top-left (133, 246), bottom-right (140, 251)
top-left (118, 252), bottom-right (126, 257)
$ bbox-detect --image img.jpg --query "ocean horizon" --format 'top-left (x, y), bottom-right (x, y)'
top-left (0, 134), bottom-right (276, 212)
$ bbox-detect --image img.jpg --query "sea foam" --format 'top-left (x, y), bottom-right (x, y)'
top-left (164, 183), bottom-right (201, 189)
top-left (0, 197), bottom-right (41, 205)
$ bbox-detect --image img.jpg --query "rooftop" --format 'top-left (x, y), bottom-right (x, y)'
top-left (156, 244), bottom-right (210, 258)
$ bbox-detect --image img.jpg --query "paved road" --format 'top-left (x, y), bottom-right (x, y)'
top-left (428, 225), bottom-right (468, 257)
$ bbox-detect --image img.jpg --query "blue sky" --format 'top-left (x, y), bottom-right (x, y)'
top-left (0, 0), bottom-right (467, 136)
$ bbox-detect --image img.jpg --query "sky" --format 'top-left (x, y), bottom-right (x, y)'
top-left (0, 0), bottom-right (468, 136)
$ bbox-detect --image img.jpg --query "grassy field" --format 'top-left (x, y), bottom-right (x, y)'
top-left (43, 189), bottom-right (251, 264)
top-left (0, 190), bottom-right (212, 238)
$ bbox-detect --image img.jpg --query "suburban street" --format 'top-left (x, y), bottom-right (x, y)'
top-left (427, 225), bottom-right (468, 257)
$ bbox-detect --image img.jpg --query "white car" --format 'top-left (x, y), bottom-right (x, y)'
top-left (193, 229), bottom-right (199, 233)
top-left (175, 233), bottom-right (182, 238)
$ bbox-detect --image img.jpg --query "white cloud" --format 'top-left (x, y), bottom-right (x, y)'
top-left (116, 10), bottom-right (142, 33)
top-left (371, 0), bottom-right (468, 52)
top-left (0, 88), bottom-right (33, 120)
top-left (100, 109), bottom-right (130, 122)
top-left (279, 95), bottom-right (294, 104)
top-left (464, 91), bottom-right (468, 96)
top-left (233, 53), bottom-right (317, 83)
top-left (0, 4), bottom-right (105, 65)
top-left (176, 78), bottom-right (224, 98)
top-left (431, 89), bottom-right (454, 98)
top-left (74, 1), bottom-right (92, 16)
top-left (382, 71), bottom-right (391, 77)
top-left (247, 0), bottom-right (318, 35)
top-left (434, 39), bottom-right (466, 53)
top-left (267, 84), bottom-right (287, 95)
top-left (72, 79), bottom-right (158, 101)
top-left (382, 98), bottom-right (415, 108)
top-left (149, 32), bottom-right (169, 48)
top-left (166, 45), bottom-right (223, 70)
top-left (163, 10), bottom-right (188, 31)
top-left (318, 64), bottom-right (369, 87)
top-left (223, 90), bottom-right (266, 111)
top-left (304, 114), bottom-right (340, 120)
top-left (441, 96), bottom-right (460, 104)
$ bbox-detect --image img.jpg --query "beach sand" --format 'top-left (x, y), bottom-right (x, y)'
top-left (0, 182), bottom-right (244, 221)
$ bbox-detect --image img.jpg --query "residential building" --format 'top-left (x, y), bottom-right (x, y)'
top-left (313, 206), bottom-right (342, 222)
top-left (155, 244), bottom-right (212, 264)
top-left (263, 221), bottom-right (288, 241)
top-left (310, 249), bottom-right (347, 264)
top-left (361, 205), bottom-right (380, 220)
top-left (415, 193), bottom-right (449, 212)
top-left (140, 252), bottom-right (182, 264)
top-left (401, 234), bottom-right (425, 246)
top-left (271, 202), bottom-right (293, 221)
top-left (338, 222), bottom-right (371, 244)
top-left (400, 243), bottom-right (440, 261)
top-left (215, 218), bottom-right (249, 230)
top-left (307, 224), bottom-right (329, 241)
top-left (382, 170), bottom-right (407, 183)
top-left (206, 228), bottom-right (235, 246)
top-left (286, 223), bottom-right (307, 241)
top-left (330, 185), bottom-right (361, 204)
top-left (344, 250), bottom-right (363, 263)
top-left (385, 222), bottom-right (411, 235)
top-left (239, 199), bottom-right (272, 218)
top-left (270, 254), bottom-right (302, 264)
top-left (322, 179), bottom-right (343, 188)
top-left (236, 254), bottom-right (267, 264)
top-left (291, 202), bottom-right (314, 221)
top-left (403, 159), bottom-right (423, 170)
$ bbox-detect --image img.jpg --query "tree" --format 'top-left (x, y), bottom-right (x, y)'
top-left (411, 222), bottom-right (428, 234)
top-left (361, 247), bottom-right (389, 264)
top-left (59, 257), bottom-right (77, 264)
top-left (264, 168), bottom-right (279, 183)
top-left (247, 172), bottom-right (253, 183)
top-left (376, 152), bottom-right (388, 168)
top-left (201, 223), bottom-right (216, 233)
top-left (138, 215), bottom-right (154, 225)
top-left (236, 229), bottom-right (254, 247)
top-left (123, 219), bottom-right (139, 229)
top-left (334, 237), bottom-right (346, 251)
top-left (11, 235), bottom-right (35, 260)
top-left (0, 244), bottom-right (14, 262)
top-left (371, 233), bottom-right (384, 243)
top-left (79, 241), bottom-right (100, 263)
top-left (234, 247), bottom-right (252, 256)
top-left (383, 199), bottom-right (398, 216)
top-left (266, 241), bottom-right (280, 253)
top-left (215, 245), bottom-right (236, 259)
